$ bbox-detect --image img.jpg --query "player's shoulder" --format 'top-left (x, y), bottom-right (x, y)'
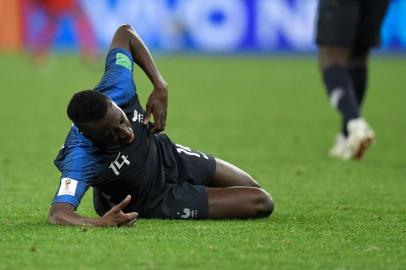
top-left (93, 48), bottom-right (136, 106)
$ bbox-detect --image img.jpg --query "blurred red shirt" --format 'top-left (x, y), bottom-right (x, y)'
top-left (37, 0), bottom-right (76, 15)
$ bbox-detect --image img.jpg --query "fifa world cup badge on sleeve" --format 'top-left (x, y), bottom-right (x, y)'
top-left (57, 178), bottom-right (78, 196)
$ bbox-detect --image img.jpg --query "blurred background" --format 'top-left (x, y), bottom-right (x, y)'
top-left (1, 0), bottom-right (405, 55)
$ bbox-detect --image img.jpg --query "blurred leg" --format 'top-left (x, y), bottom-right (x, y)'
top-left (348, 49), bottom-right (370, 108)
top-left (73, 3), bottom-right (98, 58)
top-left (319, 46), bottom-right (359, 136)
top-left (319, 46), bottom-right (350, 69)
top-left (32, 15), bottom-right (57, 65)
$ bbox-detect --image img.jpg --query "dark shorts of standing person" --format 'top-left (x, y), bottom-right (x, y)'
top-left (316, 0), bottom-right (390, 53)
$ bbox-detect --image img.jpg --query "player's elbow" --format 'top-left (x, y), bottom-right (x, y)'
top-left (48, 203), bottom-right (74, 225)
top-left (48, 213), bottom-right (57, 225)
top-left (48, 210), bottom-right (59, 225)
top-left (48, 208), bottom-right (69, 225)
top-left (48, 207), bottom-right (63, 225)
top-left (115, 24), bottom-right (134, 36)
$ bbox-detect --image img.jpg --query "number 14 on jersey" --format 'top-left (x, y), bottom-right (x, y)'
top-left (109, 154), bottom-right (131, 176)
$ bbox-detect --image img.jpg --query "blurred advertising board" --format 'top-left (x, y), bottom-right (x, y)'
top-left (3, 0), bottom-right (406, 52)
top-left (0, 0), bottom-right (23, 51)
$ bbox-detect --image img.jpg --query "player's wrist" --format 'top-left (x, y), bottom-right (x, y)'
top-left (93, 217), bottom-right (111, 227)
top-left (152, 77), bottom-right (167, 90)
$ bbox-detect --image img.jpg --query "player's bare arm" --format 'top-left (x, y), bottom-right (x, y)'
top-left (49, 195), bottom-right (137, 226)
top-left (110, 24), bottom-right (168, 134)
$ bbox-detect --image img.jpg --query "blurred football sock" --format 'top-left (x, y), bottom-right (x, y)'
top-left (323, 65), bottom-right (359, 137)
top-left (349, 66), bottom-right (367, 107)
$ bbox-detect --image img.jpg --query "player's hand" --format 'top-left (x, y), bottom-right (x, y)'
top-left (144, 82), bottom-right (168, 134)
top-left (99, 195), bottom-right (138, 227)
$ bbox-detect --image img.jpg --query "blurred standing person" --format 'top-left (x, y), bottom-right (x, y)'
top-left (316, 0), bottom-right (389, 160)
top-left (29, 0), bottom-right (98, 66)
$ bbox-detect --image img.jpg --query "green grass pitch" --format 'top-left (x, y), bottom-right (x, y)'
top-left (0, 53), bottom-right (405, 269)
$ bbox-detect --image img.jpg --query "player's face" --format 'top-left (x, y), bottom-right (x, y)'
top-left (79, 101), bottom-right (134, 146)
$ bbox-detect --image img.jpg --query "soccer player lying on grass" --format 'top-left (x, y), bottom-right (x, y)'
top-left (49, 24), bottom-right (274, 226)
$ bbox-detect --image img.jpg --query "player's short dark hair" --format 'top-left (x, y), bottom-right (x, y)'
top-left (67, 90), bottom-right (110, 124)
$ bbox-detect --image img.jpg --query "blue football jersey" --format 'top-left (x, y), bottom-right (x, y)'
top-left (52, 48), bottom-right (137, 208)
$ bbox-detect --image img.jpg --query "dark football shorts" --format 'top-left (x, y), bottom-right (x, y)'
top-left (147, 134), bottom-right (216, 219)
top-left (316, 0), bottom-right (390, 51)
top-left (93, 134), bottom-right (216, 220)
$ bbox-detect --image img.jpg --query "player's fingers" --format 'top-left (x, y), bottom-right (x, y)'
top-left (120, 212), bottom-right (138, 227)
top-left (150, 127), bottom-right (157, 134)
top-left (116, 195), bottom-right (132, 210)
top-left (126, 212), bottom-right (138, 220)
top-left (151, 123), bottom-right (163, 134)
top-left (151, 111), bottom-right (163, 133)
top-left (147, 122), bottom-right (155, 131)
top-left (144, 104), bottom-right (152, 125)
top-left (158, 111), bottom-right (165, 129)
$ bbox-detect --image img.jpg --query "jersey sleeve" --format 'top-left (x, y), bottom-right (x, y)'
top-left (52, 127), bottom-right (103, 209)
top-left (94, 48), bottom-right (137, 106)
top-left (52, 176), bottom-right (89, 208)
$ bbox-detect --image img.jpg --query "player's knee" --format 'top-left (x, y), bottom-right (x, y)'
top-left (247, 176), bottom-right (261, 188)
top-left (319, 47), bottom-right (351, 68)
top-left (253, 188), bottom-right (274, 218)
